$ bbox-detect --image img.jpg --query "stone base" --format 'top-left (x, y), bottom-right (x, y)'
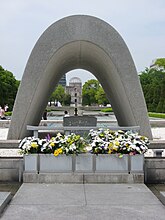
top-left (23, 172), bottom-right (144, 184)
top-left (0, 192), bottom-right (12, 214)
top-left (160, 192), bottom-right (165, 206)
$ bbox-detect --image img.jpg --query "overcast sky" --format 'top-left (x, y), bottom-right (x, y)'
top-left (0, 0), bottom-right (165, 85)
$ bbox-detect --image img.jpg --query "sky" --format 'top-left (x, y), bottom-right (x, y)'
top-left (0, 0), bottom-right (165, 85)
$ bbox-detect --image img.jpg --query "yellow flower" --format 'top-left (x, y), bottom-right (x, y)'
top-left (31, 142), bottom-right (38, 148)
top-left (50, 142), bottom-right (55, 147)
top-left (58, 148), bottom-right (63, 154)
top-left (108, 142), bottom-right (113, 148)
top-left (113, 146), bottom-right (118, 151)
top-left (115, 141), bottom-right (120, 146)
top-left (108, 149), bottom-right (112, 154)
top-left (54, 150), bottom-right (59, 157)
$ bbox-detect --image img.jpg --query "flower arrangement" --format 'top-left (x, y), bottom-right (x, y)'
top-left (87, 129), bottom-right (149, 156)
top-left (19, 129), bottom-right (149, 157)
top-left (19, 133), bottom-right (87, 156)
top-left (18, 136), bottom-right (47, 154)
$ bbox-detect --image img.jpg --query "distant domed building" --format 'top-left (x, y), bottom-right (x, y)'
top-left (66, 77), bottom-right (82, 106)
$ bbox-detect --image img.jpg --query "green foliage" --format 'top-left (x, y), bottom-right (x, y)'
top-left (140, 67), bottom-right (165, 113)
top-left (82, 79), bottom-right (110, 106)
top-left (4, 111), bottom-right (12, 116)
top-left (82, 79), bottom-right (100, 105)
top-left (101, 108), bottom-right (113, 112)
top-left (50, 84), bottom-right (71, 106)
top-left (95, 86), bottom-right (109, 106)
top-left (63, 93), bottom-right (71, 106)
top-left (0, 65), bottom-right (19, 110)
top-left (155, 58), bottom-right (165, 69)
top-left (148, 112), bottom-right (165, 119)
top-left (50, 84), bottom-right (65, 103)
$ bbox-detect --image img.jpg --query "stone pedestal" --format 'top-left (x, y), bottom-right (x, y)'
top-left (63, 116), bottom-right (97, 136)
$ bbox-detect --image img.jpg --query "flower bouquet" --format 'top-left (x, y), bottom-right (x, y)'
top-left (87, 129), bottom-right (149, 157)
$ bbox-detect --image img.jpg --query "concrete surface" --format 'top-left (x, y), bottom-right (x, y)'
top-left (1, 183), bottom-right (165, 220)
top-left (0, 158), bottom-right (23, 182)
top-left (160, 192), bottom-right (165, 206)
top-left (145, 158), bottom-right (165, 183)
top-left (23, 172), bottom-right (144, 184)
top-left (8, 15), bottom-right (152, 140)
top-left (0, 192), bottom-right (12, 215)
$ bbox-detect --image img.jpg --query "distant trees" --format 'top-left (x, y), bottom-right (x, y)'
top-left (154, 58), bottom-right (165, 69)
top-left (50, 85), bottom-right (71, 106)
top-left (82, 79), bottom-right (109, 106)
top-left (139, 66), bottom-right (165, 113)
top-left (95, 86), bottom-right (109, 106)
top-left (82, 79), bottom-right (100, 106)
top-left (0, 66), bottom-right (20, 111)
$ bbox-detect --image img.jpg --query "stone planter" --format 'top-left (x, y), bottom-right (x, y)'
top-left (24, 154), bottom-right (38, 172)
top-left (75, 154), bottom-right (93, 172)
top-left (39, 154), bottom-right (73, 172)
top-left (129, 154), bottom-right (144, 173)
top-left (23, 153), bottom-right (144, 174)
top-left (95, 154), bottom-right (128, 172)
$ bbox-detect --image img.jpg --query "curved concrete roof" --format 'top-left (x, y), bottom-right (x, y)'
top-left (8, 15), bottom-right (152, 139)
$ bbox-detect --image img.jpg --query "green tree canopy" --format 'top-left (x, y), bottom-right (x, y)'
top-left (82, 79), bottom-right (100, 106)
top-left (82, 79), bottom-right (110, 106)
top-left (50, 84), bottom-right (71, 106)
top-left (0, 65), bottom-right (20, 110)
top-left (155, 58), bottom-right (165, 69)
top-left (95, 86), bottom-right (109, 106)
top-left (139, 66), bottom-right (165, 113)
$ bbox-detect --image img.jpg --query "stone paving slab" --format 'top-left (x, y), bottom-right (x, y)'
top-left (0, 192), bottom-right (12, 214)
top-left (11, 183), bottom-right (85, 205)
top-left (1, 183), bottom-right (165, 220)
top-left (160, 191), bottom-right (165, 206)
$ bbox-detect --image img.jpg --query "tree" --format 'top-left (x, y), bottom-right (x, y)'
top-left (63, 93), bottom-right (71, 106)
top-left (95, 86), bottom-right (109, 106)
top-left (82, 79), bottom-right (100, 106)
top-left (155, 58), bottom-right (165, 69)
top-left (0, 65), bottom-right (20, 110)
top-left (139, 66), bottom-right (165, 113)
top-left (50, 84), bottom-right (71, 106)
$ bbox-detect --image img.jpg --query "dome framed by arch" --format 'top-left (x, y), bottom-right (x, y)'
top-left (8, 15), bottom-right (152, 139)
top-left (66, 76), bottom-right (82, 106)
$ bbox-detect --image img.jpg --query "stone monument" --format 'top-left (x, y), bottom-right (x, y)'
top-left (8, 15), bottom-right (152, 139)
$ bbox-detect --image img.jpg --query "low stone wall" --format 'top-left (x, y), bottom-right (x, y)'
top-left (0, 157), bottom-right (165, 183)
top-left (0, 158), bottom-right (23, 182)
top-left (145, 158), bottom-right (165, 183)
top-left (0, 120), bottom-right (10, 128)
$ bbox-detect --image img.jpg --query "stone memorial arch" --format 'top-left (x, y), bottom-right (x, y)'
top-left (8, 15), bottom-right (152, 140)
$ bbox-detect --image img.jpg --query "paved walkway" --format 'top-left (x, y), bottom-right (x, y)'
top-left (1, 183), bottom-right (165, 220)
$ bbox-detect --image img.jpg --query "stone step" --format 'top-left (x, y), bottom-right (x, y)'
top-left (160, 191), bottom-right (165, 205)
top-left (0, 192), bottom-right (12, 214)
top-left (23, 172), bottom-right (144, 184)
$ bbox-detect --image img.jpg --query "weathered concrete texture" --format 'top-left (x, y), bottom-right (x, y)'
top-left (23, 172), bottom-right (144, 184)
top-left (8, 15), bottom-right (152, 140)
top-left (1, 183), bottom-right (165, 220)
top-left (0, 140), bottom-right (19, 149)
top-left (0, 192), bottom-right (12, 215)
top-left (0, 159), bottom-right (23, 182)
top-left (160, 192), bottom-right (165, 206)
top-left (145, 158), bottom-right (165, 183)
top-left (63, 116), bottom-right (97, 135)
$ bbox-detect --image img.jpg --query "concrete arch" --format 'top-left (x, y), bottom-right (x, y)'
top-left (8, 15), bottom-right (152, 139)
